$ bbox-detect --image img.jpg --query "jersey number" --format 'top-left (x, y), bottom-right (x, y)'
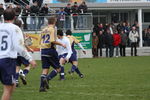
top-left (42, 34), bottom-right (50, 43)
top-left (1, 35), bottom-right (8, 51)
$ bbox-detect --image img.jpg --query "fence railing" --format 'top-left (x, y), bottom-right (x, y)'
top-left (0, 13), bottom-right (93, 32)
top-left (107, 0), bottom-right (150, 3)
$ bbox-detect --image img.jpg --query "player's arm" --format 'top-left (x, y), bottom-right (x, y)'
top-left (12, 27), bottom-right (36, 68)
top-left (74, 37), bottom-right (86, 54)
top-left (25, 45), bottom-right (34, 53)
top-left (77, 43), bottom-right (86, 54)
top-left (52, 41), bottom-right (66, 48)
top-left (50, 28), bottom-right (66, 48)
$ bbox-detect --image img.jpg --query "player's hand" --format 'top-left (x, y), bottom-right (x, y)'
top-left (65, 58), bottom-right (69, 63)
top-left (29, 60), bottom-right (37, 68)
top-left (62, 44), bottom-right (66, 48)
top-left (83, 50), bottom-right (86, 54)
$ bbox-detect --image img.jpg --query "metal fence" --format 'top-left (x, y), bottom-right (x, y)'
top-left (0, 13), bottom-right (93, 32)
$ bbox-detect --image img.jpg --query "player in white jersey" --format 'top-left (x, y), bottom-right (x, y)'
top-left (0, 8), bottom-right (37, 100)
top-left (56, 30), bottom-right (72, 80)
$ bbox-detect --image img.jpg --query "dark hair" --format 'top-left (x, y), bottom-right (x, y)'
top-left (48, 16), bottom-right (56, 24)
top-left (3, 8), bottom-right (16, 21)
top-left (57, 29), bottom-right (63, 36)
top-left (14, 19), bottom-right (22, 27)
top-left (66, 30), bottom-right (72, 35)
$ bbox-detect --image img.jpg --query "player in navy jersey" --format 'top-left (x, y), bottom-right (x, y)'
top-left (66, 30), bottom-right (86, 78)
top-left (0, 8), bottom-right (36, 100)
top-left (39, 17), bottom-right (66, 92)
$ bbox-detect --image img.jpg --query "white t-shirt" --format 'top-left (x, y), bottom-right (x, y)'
top-left (0, 23), bottom-right (32, 61)
top-left (56, 36), bottom-right (72, 60)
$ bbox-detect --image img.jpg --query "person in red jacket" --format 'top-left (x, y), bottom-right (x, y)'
top-left (113, 30), bottom-right (121, 57)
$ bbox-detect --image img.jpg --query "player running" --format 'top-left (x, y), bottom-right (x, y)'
top-left (13, 19), bottom-right (34, 87)
top-left (56, 30), bottom-right (72, 80)
top-left (0, 8), bottom-right (36, 100)
top-left (39, 17), bottom-right (66, 92)
top-left (66, 30), bottom-right (86, 78)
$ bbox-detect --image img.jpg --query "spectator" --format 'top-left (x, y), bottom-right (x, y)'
top-left (105, 29), bottom-right (114, 57)
top-left (142, 28), bottom-right (147, 46)
top-left (145, 28), bottom-right (150, 46)
top-left (97, 30), bottom-right (105, 57)
top-left (64, 3), bottom-right (72, 29)
top-left (38, 4), bottom-right (48, 29)
top-left (22, 5), bottom-right (30, 30)
top-left (113, 30), bottom-right (121, 57)
top-left (78, 1), bottom-right (88, 29)
top-left (57, 7), bottom-right (67, 29)
top-left (33, 0), bottom-right (43, 8)
top-left (129, 26), bottom-right (139, 56)
top-left (78, 1), bottom-right (87, 14)
top-left (14, 5), bottom-right (21, 16)
top-left (0, 4), bottom-right (4, 22)
top-left (30, 1), bottom-right (39, 30)
top-left (119, 30), bottom-right (128, 57)
top-left (92, 32), bottom-right (99, 58)
top-left (71, 2), bottom-right (79, 29)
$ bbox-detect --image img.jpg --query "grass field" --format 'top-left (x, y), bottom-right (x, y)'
top-left (0, 56), bottom-right (150, 100)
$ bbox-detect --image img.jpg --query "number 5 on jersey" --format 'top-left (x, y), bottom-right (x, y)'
top-left (0, 35), bottom-right (8, 51)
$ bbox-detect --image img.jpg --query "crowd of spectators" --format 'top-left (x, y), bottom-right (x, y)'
top-left (92, 22), bottom-right (150, 58)
top-left (0, 1), bottom-right (88, 30)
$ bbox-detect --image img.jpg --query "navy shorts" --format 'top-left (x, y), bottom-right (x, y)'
top-left (41, 48), bottom-right (61, 69)
top-left (59, 51), bottom-right (77, 63)
top-left (0, 58), bottom-right (16, 85)
top-left (69, 50), bottom-right (77, 62)
top-left (58, 53), bottom-right (68, 60)
top-left (16, 56), bottom-right (30, 66)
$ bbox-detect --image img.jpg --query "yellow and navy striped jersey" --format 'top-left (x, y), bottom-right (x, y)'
top-left (40, 25), bottom-right (56, 49)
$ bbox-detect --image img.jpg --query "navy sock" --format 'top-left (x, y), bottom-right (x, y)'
top-left (71, 65), bottom-right (77, 72)
top-left (15, 72), bottom-right (19, 81)
top-left (60, 66), bottom-right (65, 80)
top-left (40, 74), bottom-right (47, 88)
top-left (47, 70), bottom-right (57, 80)
top-left (74, 66), bottom-right (82, 75)
top-left (23, 69), bottom-right (29, 75)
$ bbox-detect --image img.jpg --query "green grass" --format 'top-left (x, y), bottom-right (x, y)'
top-left (1, 56), bottom-right (150, 100)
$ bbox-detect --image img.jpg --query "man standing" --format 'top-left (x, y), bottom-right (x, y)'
top-left (129, 26), bottom-right (139, 56)
top-left (0, 8), bottom-right (36, 100)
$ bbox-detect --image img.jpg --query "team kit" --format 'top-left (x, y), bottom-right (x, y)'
top-left (0, 9), bottom-right (86, 97)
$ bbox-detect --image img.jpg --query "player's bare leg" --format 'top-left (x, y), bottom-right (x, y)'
top-left (1, 84), bottom-right (15, 100)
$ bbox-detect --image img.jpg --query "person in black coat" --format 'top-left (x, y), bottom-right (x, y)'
top-left (38, 4), bottom-right (48, 29)
top-left (71, 2), bottom-right (79, 29)
top-left (30, 2), bottom-right (39, 30)
top-left (64, 3), bottom-right (72, 29)
top-left (97, 30), bottom-right (105, 57)
top-left (104, 29), bottom-right (114, 57)
top-left (0, 4), bottom-right (4, 22)
top-left (22, 5), bottom-right (30, 29)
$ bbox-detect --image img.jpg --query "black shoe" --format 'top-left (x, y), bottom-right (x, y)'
top-left (20, 74), bottom-right (27, 85)
top-left (79, 74), bottom-right (84, 78)
top-left (39, 87), bottom-right (47, 92)
top-left (43, 78), bottom-right (49, 89)
top-left (68, 70), bottom-right (74, 75)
